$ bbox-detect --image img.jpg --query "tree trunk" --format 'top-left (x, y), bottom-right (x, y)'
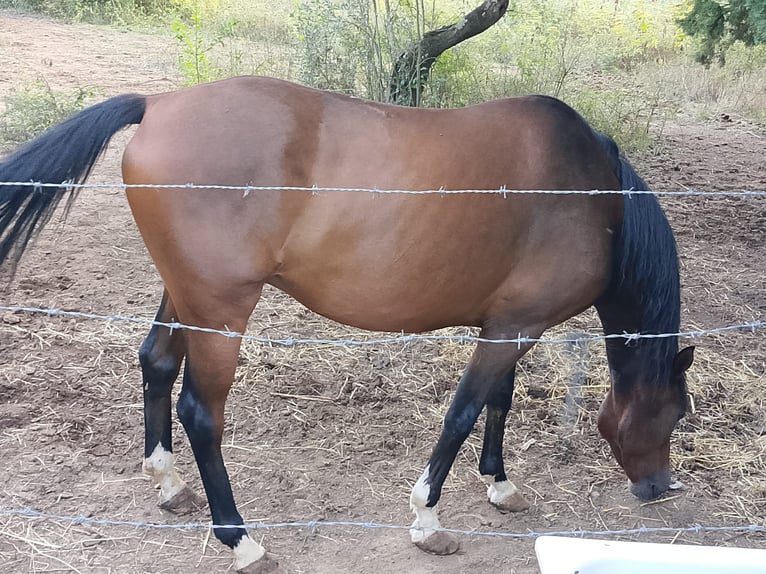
top-left (388, 0), bottom-right (509, 106)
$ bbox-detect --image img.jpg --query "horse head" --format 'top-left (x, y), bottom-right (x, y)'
top-left (597, 346), bottom-right (694, 500)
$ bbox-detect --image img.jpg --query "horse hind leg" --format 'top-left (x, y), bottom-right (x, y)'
top-left (479, 367), bottom-right (530, 513)
top-left (173, 290), bottom-right (283, 573)
top-left (140, 290), bottom-right (204, 513)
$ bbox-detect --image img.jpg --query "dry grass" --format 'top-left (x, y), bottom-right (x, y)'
top-left (3, 284), bottom-right (765, 492)
top-left (233, 288), bottom-right (764, 518)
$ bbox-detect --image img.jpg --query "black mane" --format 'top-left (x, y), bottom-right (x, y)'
top-left (595, 135), bottom-right (681, 389)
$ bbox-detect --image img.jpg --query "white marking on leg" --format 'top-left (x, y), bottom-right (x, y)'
top-left (482, 474), bottom-right (518, 505)
top-left (233, 535), bottom-right (266, 571)
top-left (143, 444), bottom-right (188, 504)
top-left (409, 465), bottom-right (441, 543)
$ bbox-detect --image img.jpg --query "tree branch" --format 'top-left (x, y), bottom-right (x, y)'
top-left (389, 0), bottom-right (509, 106)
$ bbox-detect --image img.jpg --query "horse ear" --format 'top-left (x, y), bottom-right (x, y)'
top-left (672, 346), bottom-right (695, 375)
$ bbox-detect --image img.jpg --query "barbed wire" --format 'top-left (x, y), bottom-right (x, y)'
top-left (1, 180), bottom-right (766, 197)
top-left (0, 305), bottom-right (763, 347)
top-left (1, 507), bottom-right (764, 540)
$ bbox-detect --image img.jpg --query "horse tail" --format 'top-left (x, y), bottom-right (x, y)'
top-left (0, 93), bottom-right (146, 273)
top-left (603, 138), bottom-right (680, 335)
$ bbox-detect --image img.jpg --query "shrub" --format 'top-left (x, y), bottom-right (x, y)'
top-left (0, 80), bottom-right (91, 150)
top-left (0, 0), bottom-right (175, 23)
top-left (172, 4), bottom-right (238, 85)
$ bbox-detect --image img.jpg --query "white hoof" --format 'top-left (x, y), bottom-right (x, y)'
top-left (143, 445), bottom-right (189, 503)
top-left (234, 536), bottom-right (267, 571)
top-left (483, 476), bottom-right (530, 512)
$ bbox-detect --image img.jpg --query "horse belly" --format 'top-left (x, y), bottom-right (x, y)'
top-left (268, 210), bottom-right (522, 332)
top-left (270, 270), bottom-right (491, 333)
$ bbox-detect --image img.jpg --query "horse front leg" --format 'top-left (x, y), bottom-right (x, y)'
top-left (410, 392), bottom-right (478, 557)
top-left (478, 367), bottom-right (530, 512)
top-left (410, 331), bottom-right (540, 554)
top-left (140, 290), bottom-right (204, 512)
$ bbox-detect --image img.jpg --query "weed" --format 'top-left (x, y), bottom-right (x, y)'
top-left (172, 4), bottom-right (238, 85)
top-left (0, 0), bottom-right (173, 24)
top-left (293, 0), bottom-right (403, 99)
top-left (0, 80), bottom-right (91, 151)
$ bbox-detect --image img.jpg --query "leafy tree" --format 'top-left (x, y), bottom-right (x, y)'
top-left (678, 0), bottom-right (766, 65)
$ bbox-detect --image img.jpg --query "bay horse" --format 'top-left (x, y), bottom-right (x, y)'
top-left (0, 76), bottom-right (693, 573)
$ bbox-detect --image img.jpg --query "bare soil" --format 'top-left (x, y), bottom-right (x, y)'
top-left (0, 12), bottom-right (764, 574)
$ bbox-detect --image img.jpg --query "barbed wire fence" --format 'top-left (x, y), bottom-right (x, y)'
top-left (1, 181), bottom-right (765, 552)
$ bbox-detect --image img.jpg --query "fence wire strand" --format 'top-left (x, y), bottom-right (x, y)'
top-left (1, 507), bottom-right (764, 540)
top-left (1, 305), bottom-right (764, 347)
top-left (1, 180), bottom-right (766, 197)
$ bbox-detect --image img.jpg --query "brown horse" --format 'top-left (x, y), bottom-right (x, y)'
top-left (0, 76), bottom-right (693, 573)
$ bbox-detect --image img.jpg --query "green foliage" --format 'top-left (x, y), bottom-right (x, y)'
top-left (4, 0), bottom-right (764, 145)
top-left (292, 0), bottom-right (506, 107)
top-left (678, 0), bottom-right (766, 64)
top-left (214, 1), bottom-right (292, 44)
top-left (289, 0), bottom-right (687, 148)
top-left (292, 0), bottom-right (361, 95)
top-left (567, 85), bottom-right (667, 151)
top-left (172, 5), bottom-right (238, 84)
top-left (0, 0), bottom-right (173, 24)
top-left (490, 1), bottom-right (681, 91)
top-left (0, 80), bottom-right (91, 150)
top-left (425, 46), bottom-right (485, 108)
top-left (460, 0), bottom-right (683, 149)
top-left (292, 0), bottom-right (419, 100)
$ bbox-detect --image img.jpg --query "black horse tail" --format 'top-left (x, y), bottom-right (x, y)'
top-left (596, 131), bottom-right (680, 337)
top-left (0, 94), bottom-right (146, 273)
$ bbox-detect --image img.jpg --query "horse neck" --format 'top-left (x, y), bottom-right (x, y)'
top-left (595, 192), bottom-right (681, 390)
top-left (596, 294), bottom-right (678, 390)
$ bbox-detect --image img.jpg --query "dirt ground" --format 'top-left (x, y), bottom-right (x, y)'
top-left (0, 11), bottom-right (764, 574)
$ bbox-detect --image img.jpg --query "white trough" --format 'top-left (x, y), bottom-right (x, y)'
top-left (535, 536), bottom-right (766, 574)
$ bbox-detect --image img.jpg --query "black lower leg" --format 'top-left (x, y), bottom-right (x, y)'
top-left (176, 368), bottom-right (246, 549)
top-left (478, 367), bottom-right (516, 482)
top-left (140, 292), bottom-right (184, 457)
top-left (425, 365), bottom-right (497, 507)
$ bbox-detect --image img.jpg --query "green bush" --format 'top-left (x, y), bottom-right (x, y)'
top-left (172, 4), bottom-right (239, 85)
top-left (292, 0), bottom-right (420, 100)
top-left (0, 0), bottom-right (174, 24)
top-left (0, 80), bottom-right (91, 150)
top-left (678, 0), bottom-right (766, 65)
top-left (287, 0), bottom-right (683, 148)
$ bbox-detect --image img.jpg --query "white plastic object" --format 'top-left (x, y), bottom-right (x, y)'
top-left (535, 536), bottom-right (766, 574)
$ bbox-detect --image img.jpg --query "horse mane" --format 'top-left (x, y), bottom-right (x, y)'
top-left (596, 133), bottom-right (681, 386)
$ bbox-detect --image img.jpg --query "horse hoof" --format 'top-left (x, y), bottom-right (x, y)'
top-left (491, 490), bottom-right (530, 513)
top-left (414, 531), bottom-right (460, 555)
top-left (159, 486), bottom-right (206, 514)
top-left (237, 553), bottom-right (285, 574)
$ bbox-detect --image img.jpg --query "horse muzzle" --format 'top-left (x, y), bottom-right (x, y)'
top-left (628, 469), bottom-right (671, 500)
